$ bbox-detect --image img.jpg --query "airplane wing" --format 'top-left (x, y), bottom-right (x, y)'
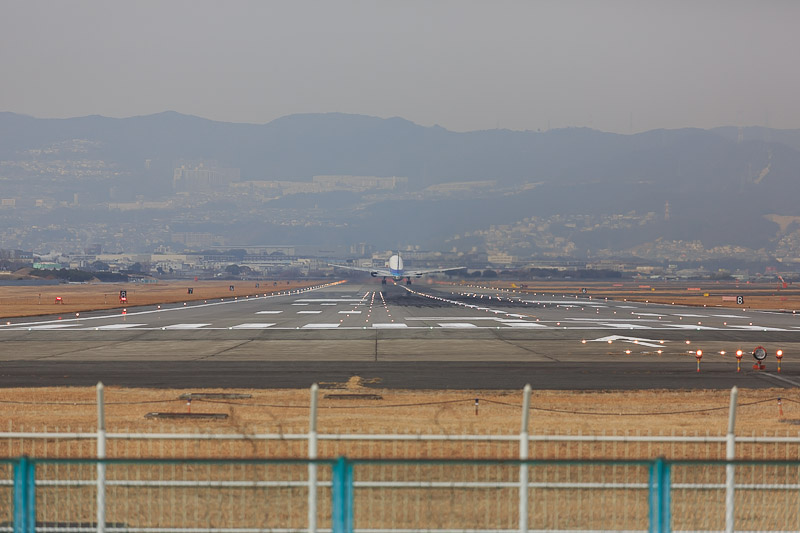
top-left (404, 267), bottom-right (466, 277)
top-left (329, 263), bottom-right (392, 276)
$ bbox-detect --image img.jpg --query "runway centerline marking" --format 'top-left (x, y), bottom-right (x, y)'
top-left (297, 310), bottom-right (322, 314)
top-left (163, 323), bottom-right (210, 329)
top-left (231, 323), bottom-right (275, 329)
top-left (256, 310), bottom-right (283, 314)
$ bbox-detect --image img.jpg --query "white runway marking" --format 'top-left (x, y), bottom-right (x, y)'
top-left (406, 317), bottom-right (498, 321)
top-left (321, 303), bottom-right (338, 306)
top-left (599, 323), bottom-right (653, 329)
top-left (616, 305), bottom-right (638, 309)
top-left (163, 324), bottom-right (210, 329)
top-left (505, 322), bottom-right (549, 328)
top-left (92, 324), bottom-right (146, 330)
top-left (663, 324), bottom-right (719, 330)
top-left (726, 325), bottom-right (788, 331)
top-left (231, 323), bottom-right (275, 329)
top-left (372, 323), bottom-right (407, 329)
top-left (295, 298), bottom-right (365, 302)
top-left (589, 335), bottom-right (665, 348)
top-left (23, 324), bottom-right (78, 330)
top-left (297, 310), bottom-right (322, 314)
top-left (339, 310), bottom-right (361, 314)
top-left (256, 310), bottom-right (283, 314)
top-left (439, 323), bottom-right (478, 328)
top-left (713, 314), bottom-right (750, 319)
top-left (302, 323), bottom-right (340, 329)
top-left (673, 313), bottom-right (706, 317)
top-left (565, 318), bottom-right (662, 322)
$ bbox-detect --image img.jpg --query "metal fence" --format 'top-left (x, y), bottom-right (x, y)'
top-left (5, 456), bottom-right (800, 533)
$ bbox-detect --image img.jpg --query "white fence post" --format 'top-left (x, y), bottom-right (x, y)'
top-left (519, 384), bottom-right (532, 533)
top-left (725, 386), bottom-right (738, 533)
top-left (308, 383), bottom-right (319, 533)
top-left (96, 382), bottom-right (106, 533)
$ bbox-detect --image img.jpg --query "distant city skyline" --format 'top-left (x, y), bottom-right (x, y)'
top-left (2, 1), bottom-right (799, 134)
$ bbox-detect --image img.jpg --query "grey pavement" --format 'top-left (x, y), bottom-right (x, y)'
top-left (0, 281), bottom-right (798, 389)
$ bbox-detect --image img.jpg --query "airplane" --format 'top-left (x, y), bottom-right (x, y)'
top-left (330, 253), bottom-right (464, 285)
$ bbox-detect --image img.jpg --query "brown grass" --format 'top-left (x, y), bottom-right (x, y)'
top-left (0, 279), bottom-right (330, 318)
top-left (1, 384), bottom-right (798, 460)
top-left (449, 280), bottom-right (800, 311)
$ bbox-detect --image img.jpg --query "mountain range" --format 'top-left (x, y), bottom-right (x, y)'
top-left (1, 111), bottom-right (799, 260)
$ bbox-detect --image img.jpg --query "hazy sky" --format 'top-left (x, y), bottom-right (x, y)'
top-left (2, 1), bottom-right (798, 133)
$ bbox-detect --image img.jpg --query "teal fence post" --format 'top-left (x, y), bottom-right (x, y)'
top-left (648, 459), bottom-right (671, 533)
top-left (332, 457), bottom-right (354, 533)
top-left (13, 456), bottom-right (35, 533)
top-left (660, 461), bottom-right (671, 533)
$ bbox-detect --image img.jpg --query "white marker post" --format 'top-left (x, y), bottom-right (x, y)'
top-left (519, 384), bottom-right (532, 533)
top-left (96, 382), bottom-right (106, 533)
top-left (725, 386), bottom-right (738, 533)
top-left (308, 383), bottom-right (319, 533)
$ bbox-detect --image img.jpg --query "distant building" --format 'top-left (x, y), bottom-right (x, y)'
top-left (171, 232), bottom-right (217, 249)
top-left (173, 162), bottom-right (240, 192)
top-left (33, 262), bottom-right (62, 270)
top-left (312, 175), bottom-right (408, 191)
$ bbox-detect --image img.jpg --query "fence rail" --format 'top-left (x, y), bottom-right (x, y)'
top-left (5, 457), bottom-right (800, 533)
top-left (5, 385), bottom-right (800, 532)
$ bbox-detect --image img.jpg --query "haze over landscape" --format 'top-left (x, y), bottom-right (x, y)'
top-left (2, 1), bottom-right (800, 277)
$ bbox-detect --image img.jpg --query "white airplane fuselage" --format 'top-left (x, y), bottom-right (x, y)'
top-left (384, 254), bottom-right (405, 280)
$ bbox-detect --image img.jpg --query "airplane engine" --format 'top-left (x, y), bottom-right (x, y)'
top-left (371, 272), bottom-right (378, 277)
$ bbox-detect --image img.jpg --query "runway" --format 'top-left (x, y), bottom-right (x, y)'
top-left (1, 281), bottom-right (799, 389)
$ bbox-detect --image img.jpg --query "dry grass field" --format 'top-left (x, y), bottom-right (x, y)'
top-left (0, 279), bottom-right (325, 318)
top-left (463, 279), bottom-right (800, 312)
top-left (1, 383), bottom-right (798, 461)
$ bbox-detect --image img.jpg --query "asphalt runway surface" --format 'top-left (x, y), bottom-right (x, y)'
top-left (1, 280), bottom-right (799, 389)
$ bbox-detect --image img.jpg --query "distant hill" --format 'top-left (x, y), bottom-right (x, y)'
top-left (2, 111), bottom-right (800, 255)
top-left (3, 110), bottom-right (798, 189)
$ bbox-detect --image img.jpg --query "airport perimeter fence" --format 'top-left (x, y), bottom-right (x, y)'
top-left (5, 456), bottom-right (800, 532)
